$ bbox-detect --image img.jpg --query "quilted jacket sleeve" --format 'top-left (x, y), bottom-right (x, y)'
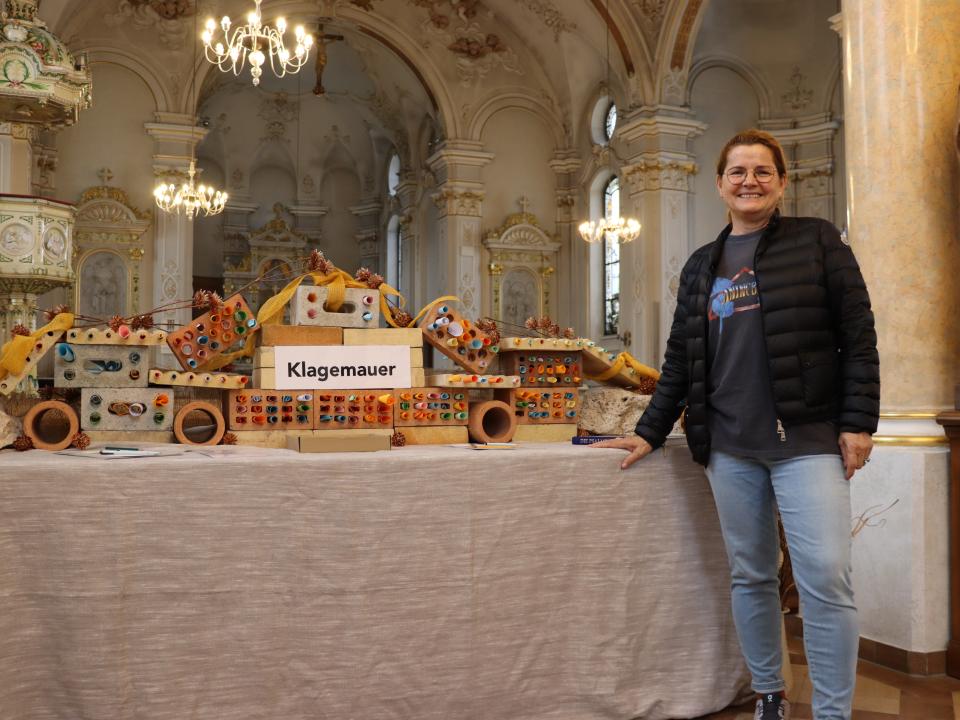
top-left (634, 256), bottom-right (695, 447)
top-left (822, 222), bottom-right (880, 434)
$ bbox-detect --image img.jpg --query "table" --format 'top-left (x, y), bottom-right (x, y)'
top-left (0, 442), bottom-right (750, 720)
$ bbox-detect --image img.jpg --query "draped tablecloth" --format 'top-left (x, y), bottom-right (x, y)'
top-left (0, 441), bottom-right (750, 720)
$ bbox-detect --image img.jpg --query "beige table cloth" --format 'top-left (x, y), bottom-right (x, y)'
top-left (0, 441), bottom-right (750, 719)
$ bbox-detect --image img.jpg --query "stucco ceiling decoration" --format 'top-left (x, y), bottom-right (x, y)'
top-left (349, 0), bottom-right (523, 86)
top-left (514, 0), bottom-right (575, 41)
top-left (633, 0), bottom-right (667, 50)
top-left (128, 0), bottom-right (191, 20)
top-left (105, 0), bottom-right (194, 50)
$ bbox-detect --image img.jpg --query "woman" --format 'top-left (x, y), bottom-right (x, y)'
top-left (595, 129), bottom-right (879, 720)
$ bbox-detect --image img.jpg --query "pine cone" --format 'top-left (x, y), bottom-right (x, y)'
top-left (563, 327), bottom-right (576, 339)
top-left (44, 303), bottom-right (71, 321)
top-left (221, 432), bottom-right (238, 445)
top-left (72, 432), bottom-right (91, 450)
top-left (130, 313), bottom-right (155, 330)
top-left (108, 315), bottom-right (125, 332)
top-left (11, 323), bottom-right (29, 336)
top-left (308, 249), bottom-right (334, 274)
top-left (12, 434), bottom-right (34, 451)
top-left (524, 316), bottom-right (537, 330)
top-left (636, 377), bottom-right (657, 395)
top-left (390, 431), bottom-right (406, 447)
top-left (208, 292), bottom-right (223, 310)
top-left (391, 309), bottom-right (414, 328)
top-left (366, 273), bottom-right (385, 289)
top-left (193, 290), bottom-right (211, 309)
top-left (354, 267), bottom-right (372, 283)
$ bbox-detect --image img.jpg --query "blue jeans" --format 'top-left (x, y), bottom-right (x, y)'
top-left (705, 450), bottom-right (857, 720)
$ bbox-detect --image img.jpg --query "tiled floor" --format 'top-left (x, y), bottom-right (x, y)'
top-left (694, 634), bottom-right (960, 719)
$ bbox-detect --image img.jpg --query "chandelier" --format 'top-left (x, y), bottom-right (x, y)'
top-left (202, 0), bottom-right (315, 87)
top-left (579, 216), bottom-right (641, 244)
top-left (154, 161), bottom-right (228, 219)
top-left (578, 0), bottom-right (640, 245)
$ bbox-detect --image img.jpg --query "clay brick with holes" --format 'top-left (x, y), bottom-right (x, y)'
top-left (394, 387), bottom-right (470, 427)
top-left (65, 327), bottom-right (167, 345)
top-left (165, 294), bottom-right (259, 372)
top-left (289, 286), bottom-right (380, 328)
top-left (80, 388), bottom-right (174, 431)
top-left (54, 343), bottom-right (152, 388)
top-left (419, 303), bottom-right (499, 374)
top-left (494, 388), bottom-right (581, 425)
top-left (312, 389), bottom-right (396, 430)
top-left (226, 389), bottom-right (316, 431)
top-left (498, 349), bottom-right (584, 388)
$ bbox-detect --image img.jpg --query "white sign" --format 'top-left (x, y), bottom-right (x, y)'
top-left (272, 345), bottom-right (412, 390)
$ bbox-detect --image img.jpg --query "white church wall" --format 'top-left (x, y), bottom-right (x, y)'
top-left (689, 67), bottom-right (758, 248)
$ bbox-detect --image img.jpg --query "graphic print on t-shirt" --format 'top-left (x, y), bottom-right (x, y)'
top-left (708, 266), bottom-right (759, 334)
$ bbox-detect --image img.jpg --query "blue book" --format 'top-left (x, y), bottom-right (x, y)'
top-left (571, 435), bottom-right (624, 445)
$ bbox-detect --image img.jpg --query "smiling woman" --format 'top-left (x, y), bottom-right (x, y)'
top-left (594, 128), bottom-right (880, 720)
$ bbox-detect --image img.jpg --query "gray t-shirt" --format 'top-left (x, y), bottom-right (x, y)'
top-left (706, 229), bottom-right (839, 460)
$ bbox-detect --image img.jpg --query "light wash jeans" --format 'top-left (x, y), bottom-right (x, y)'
top-left (705, 450), bottom-right (857, 720)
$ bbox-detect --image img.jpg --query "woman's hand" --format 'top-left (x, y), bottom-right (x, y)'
top-left (590, 435), bottom-right (654, 470)
top-left (839, 431), bottom-right (873, 480)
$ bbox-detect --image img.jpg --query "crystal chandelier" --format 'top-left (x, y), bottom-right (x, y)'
top-left (202, 0), bottom-right (315, 87)
top-left (579, 0), bottom-right (640, 245)
top-left (579, 216), bottom-right (641, 244)
top-left (154, 160), bottom-right (228, 219)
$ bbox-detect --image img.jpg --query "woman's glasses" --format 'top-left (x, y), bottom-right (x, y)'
top-left (724, 167), bottom-right (778, 185)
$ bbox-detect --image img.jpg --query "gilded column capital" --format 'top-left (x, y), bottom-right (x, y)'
top-left (431, 187), bottom-right (484, 218)
top-left (622, 158), bottom-right (698, 194)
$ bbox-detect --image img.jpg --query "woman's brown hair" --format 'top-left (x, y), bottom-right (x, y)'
top-left (715, 129), bottom-right (787, 178)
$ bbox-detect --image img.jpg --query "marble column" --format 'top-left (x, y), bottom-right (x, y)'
top-left (836, 1), bottom-right (960, 662)
top-left (618, 109), bottom-right (704, 365)
top-left (144, 112), bottom-right (207, 332)
top-left (842, 1), bottom-right (960, 413)
top-left (549, 149), bottom-right (582, 332)
top-left (0, 122), bottom-right (35, 195)
top-left (427, 140), bottom-right (493, 321)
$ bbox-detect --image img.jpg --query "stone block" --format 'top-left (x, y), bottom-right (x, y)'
top-left (399, 425), bottom-right (469, 445)
top-left (424, 372), bottom-right (521, 389)
top-left (578, 387), bottom-right (650, 436)
top-left (341, 327), bottom-right (423, 347)
top-left (54, 343), bottom-right (152, 388)
top-left (512, 423), bottom-right (578, 443)
top-left (260, 325), bottom-right (343, 346)
top-left (289, 286), bottom-right (380, 328)
top-left (80, 388), bottom-right (174, 432)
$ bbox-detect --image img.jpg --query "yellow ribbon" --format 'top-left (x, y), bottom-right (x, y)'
top-left (0, 312), bottom-right (74, 382)
top-left (584, 350), bottom-right (661, 384)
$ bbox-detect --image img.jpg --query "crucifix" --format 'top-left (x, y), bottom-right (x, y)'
top-left (313, 24), bottom-right (345, 96)
top-left (518, 195), bottom-right (531, 215)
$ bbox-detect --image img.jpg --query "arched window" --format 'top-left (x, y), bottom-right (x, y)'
top-left (603, 176), bottom-right (620, 336)
top-left (387, 153), bottom-right (400, 197)
top-left (604, 101), bottom-right (617, 142)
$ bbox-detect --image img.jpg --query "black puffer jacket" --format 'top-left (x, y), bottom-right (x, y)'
top-left (635, 213), bottom-right (880, 466)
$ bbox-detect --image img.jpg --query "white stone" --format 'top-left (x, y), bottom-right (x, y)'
top-left (579, 387), bottom-right (651, 435)
top-left (0, 402), bottom-right (21, 448)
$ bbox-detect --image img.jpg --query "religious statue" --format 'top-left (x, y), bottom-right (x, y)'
top-left (313, 25), bottom-right (344, 96)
